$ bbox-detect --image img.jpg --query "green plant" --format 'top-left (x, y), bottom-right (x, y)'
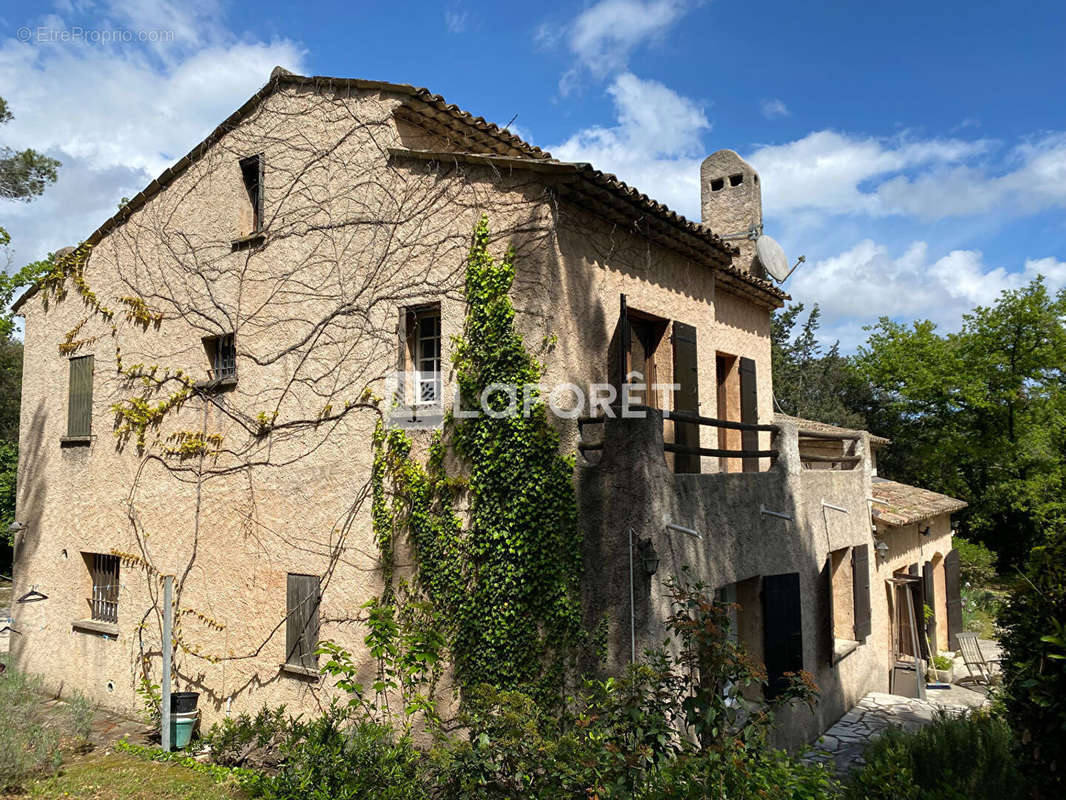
top-left (844, 710), bottom-right (1021, 800)
top-left (932, 654), bottom-right (953, 671)
top-left (135, 669), bottom-right (162, 730)
top-left (200, 705), bottom-right (292, 768)
top-left (0, 662), bottom-right (92, 790)
top-left (318, 588), bottom-right (444, 734)
top-left (955, 536), bottom-right (998, 587)
top-left (114, 739), bottom-right (264, 793)
top-left (999, 527), bottom-right (1066, 798)
top-left (262, 706), bottom-right (425, 800)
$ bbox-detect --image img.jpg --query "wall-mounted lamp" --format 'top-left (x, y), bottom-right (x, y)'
top-left (640, 539), bottom-right (660, 576)
top-left (874, 540), bottom-right (890, 559)
top-left (7, 521), bottom-right (25, 536)
top-left (951, 519), bottom-right (961, 532)
top-left (919, 526), bottom-right (931, 537)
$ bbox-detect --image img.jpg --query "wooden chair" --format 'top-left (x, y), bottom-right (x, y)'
top-left (956, 631), bottom-right (1000, 685)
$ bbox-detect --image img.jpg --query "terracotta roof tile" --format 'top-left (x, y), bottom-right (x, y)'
top-left (773, 413), bottom-right (890, 445)
top-left (871, 477), bottom-right (968, 527)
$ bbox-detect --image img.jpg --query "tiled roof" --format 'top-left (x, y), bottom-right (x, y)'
top-left (870, 477), bottom-right (968, 527)
top-left (12, 68), bottom-right (786, 312)
top-left (773, 413), bottom-right (890, 446)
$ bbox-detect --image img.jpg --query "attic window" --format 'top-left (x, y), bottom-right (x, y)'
top-left (240, 154), bottom-right (263, 233)
top-left (710, 177), bottom-right (725, 192)
top-left (730, 174), bottom-right (744, 187)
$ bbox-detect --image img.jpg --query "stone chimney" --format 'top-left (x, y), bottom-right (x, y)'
top-left (700, 150), bottom-right (764, 278)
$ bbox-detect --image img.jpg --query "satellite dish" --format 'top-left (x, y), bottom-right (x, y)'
top-left (756, 234), bottom-right (790, 282)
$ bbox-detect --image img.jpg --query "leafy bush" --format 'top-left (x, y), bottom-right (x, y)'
top-left (262, 706), bottom-right (425, 800)
top-left (999, 528), bottom-right (1066, 798)
top-left (844, 710), bottom-right (1022, 800)
top-left (201, 705), bottom-right (293, 769)
top-left (0, 660), bottom-right (93, 791)
top-left (955, 536), bottom-right (998, 587)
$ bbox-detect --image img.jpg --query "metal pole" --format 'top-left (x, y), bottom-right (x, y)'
top-left (161, 575), bottom-right (173, 751)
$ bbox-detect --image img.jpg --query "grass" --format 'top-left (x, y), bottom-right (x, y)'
top-left (20, 750), bottom-right (250, 800)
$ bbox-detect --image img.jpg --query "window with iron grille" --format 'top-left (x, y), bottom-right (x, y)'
top-left (286, 574), bottom-right (320, 670)
top-left (88, 553), bottom-right (120, 624)
top-left (405, 305), bottom-right (441, 405)
top-left (67, 355), bottom-right (94, 437)
top-left (204, 333), bottom-right (236, 380)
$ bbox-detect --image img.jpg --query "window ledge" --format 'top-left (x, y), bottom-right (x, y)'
top-left (73, 619), bottom-right (119, 637)
top-left (833, 638), bottom-right (861, 663)
top-left (60, 435), bottom-right (92, 447)
top-left (193, 375), bottom-right (238, 393)
top-left (280, 663), bottom-right (320, 680)
top-left (231, 232), bottom-right (265, 251)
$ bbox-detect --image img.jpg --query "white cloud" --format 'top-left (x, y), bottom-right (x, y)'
top-left (550, 72), bottom-right (708, 215)
top-left (749, 129), bottom-right (1066, 223)
top-left (540, 0), bottom-right (694, 93)
top-left (444, 4), bottom-right (469, 34)
top-left (0, 0), bottom-right (305, 267)
top-left (786, 239), bottom-right (1066, 350)
top-left (760, 98), bottom-right (789, 119)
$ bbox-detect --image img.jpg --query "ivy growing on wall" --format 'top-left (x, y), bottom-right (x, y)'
top-left (372, 216), bottom-right (583, 697)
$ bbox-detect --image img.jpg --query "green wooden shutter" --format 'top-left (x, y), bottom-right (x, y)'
top-left (739, 357), bottom-right (758, 472)
top-left (671, 321), bottom-right (699, 474)
top-left (286, 574), bottom-right (320, 669)
top-left (67, 355), bottom-right (94, 437)
top-left (762, 572), bottom-right (803, 699)
top-left (945, 549), bottom-right (963, 650)
top-left (853, 544), bottom-right (872, 640)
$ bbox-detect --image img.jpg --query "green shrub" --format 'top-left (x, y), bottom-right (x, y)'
top-left (999, 528), bottom-right (1066, 798)
top-left (201, 705), bottom-right (293, 768)
top-left (955, 536), bottom-right (998, 587)
top-left (844, 710), bottom-right (1022, 800)
top-left (262, 706), bottom-right (425, 800)
top-left (0, 660), bottom-right (93, 790)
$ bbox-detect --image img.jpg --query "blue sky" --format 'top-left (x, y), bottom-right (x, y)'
top-left (2, 0), bottom-right (1064, 348)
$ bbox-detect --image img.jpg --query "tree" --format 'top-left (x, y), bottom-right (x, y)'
top-left (770, 302), bottom-right (869, 428)
top-left (0, 97), bottom-right (61, 202)
top-left (855, 277), bottom-right (1066, 565)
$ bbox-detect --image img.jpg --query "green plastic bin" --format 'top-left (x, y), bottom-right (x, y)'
top-left (170, 710), bottom-right (198, 749)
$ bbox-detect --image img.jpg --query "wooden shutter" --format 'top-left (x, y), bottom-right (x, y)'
top-left (286, 574), bottom-right (320, 669)
top-left (67, 355), bottom-right (94, 438)
top-left (256, 154), bottom-right (265, 231)
top-left (945, 549), bottom-right (963, 650)
top-left (671, 321), bottom-right (699, 474)
top-left (923, 560), bottom-right (938, 652)
top-left (739, 357), bottom-right (758, 472)
top-left (762, 572), bottom-right (804, 699)
top-left (820, 556), bottom-right (835, 664)
top-left (852, 544), bottom-right (872, 640)
top-left (616, 293), bottom-right (630, 394)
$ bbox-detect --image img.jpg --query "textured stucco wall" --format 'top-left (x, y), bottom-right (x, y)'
top-left (578, 413), bottom-right (891, 751)
top-left (11, 80), bottom-right (781, 727)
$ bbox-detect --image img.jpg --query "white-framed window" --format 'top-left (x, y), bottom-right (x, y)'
top-left (408, 306), bottom-right (441, 405)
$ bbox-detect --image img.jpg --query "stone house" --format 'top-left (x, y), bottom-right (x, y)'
top-left (9, 68), bottom-right (964, 750)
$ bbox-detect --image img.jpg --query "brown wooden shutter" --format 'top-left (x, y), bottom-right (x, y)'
top-left (820, 556), bottom-right (835, 664)
top-left (286, 574), bottom-right (320, 669)
top-left (762, 572), bottom-right (803, 699)
top-left (852, 544), bottom-right (872, 640)
top-left (739, 357), bottom-right (758, 472)
top-left (923, 560), bottom-right (937, 652)
top-left (67, 355), bottom-right (94, 438)
top-left (671, 321), bottom-right (699, 473)
top-left (945, 549), bottom-right (963, 650)
top-left (615, 293), bottom-right (630, 394)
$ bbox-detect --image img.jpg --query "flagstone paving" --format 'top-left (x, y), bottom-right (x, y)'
top-left (802, 689), bottom-right (986, 774)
